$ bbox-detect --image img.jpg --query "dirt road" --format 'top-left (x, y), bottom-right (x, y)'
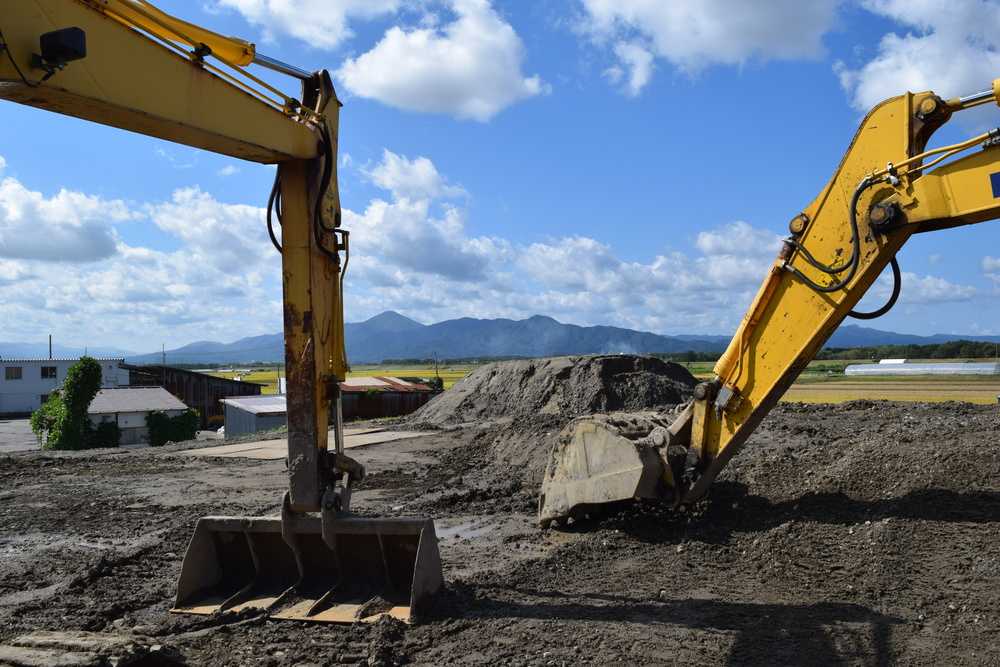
top-left (1, 401), bottom-right (998, 665)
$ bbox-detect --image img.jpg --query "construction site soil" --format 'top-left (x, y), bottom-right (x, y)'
top-left (1, 358), bottom-right (999, 664)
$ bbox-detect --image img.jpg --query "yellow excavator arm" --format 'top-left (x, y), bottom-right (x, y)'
top-left (539, 81), bottom-right (1000, 524)
top-left (1, 0), bottom-right (441, 624)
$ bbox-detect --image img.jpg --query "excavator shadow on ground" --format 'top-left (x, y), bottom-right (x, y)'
top-left (434, 584), bottom-right (902, 666)
top-left (552, 483), bottom-right (1000, 546)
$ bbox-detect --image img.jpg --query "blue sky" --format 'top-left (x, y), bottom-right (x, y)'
top-left (3, 0), bottom-right (1000, 351)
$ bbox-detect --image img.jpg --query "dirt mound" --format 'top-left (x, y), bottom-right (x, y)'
top-left (411, 355), bottom-right (696, 426)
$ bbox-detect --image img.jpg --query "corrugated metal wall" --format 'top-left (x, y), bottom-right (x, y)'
top-left (340, 391), bottom-right (434, 420)
top-left (224, 404), bottom-right (287, 440)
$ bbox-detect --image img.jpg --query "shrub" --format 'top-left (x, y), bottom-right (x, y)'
top-left (146, 408), bottom-right (199, 447)
top-left (86, 420), bottom-right (121, 448)
top-left (31, 357), bottom-right (103, 450)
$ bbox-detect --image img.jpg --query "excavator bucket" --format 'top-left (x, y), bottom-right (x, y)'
top-left (172, 514), bottom-right (442, 623)
top-left (537, 411), bottom-right (689, 527)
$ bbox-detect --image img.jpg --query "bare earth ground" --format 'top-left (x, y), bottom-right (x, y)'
top-left (1, 401), bottom-right (999, 665)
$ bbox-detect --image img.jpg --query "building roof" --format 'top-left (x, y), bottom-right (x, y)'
top-left (122, 364), bottom-right (267, 387)
top-left (340, 376), bottom-right (434, 393)
top-left (1, 357), bottom-right (124, 363)
top-left (88, 387), bottom-right (188, 414)
top-left (221, 394), bottom-right (287, 415)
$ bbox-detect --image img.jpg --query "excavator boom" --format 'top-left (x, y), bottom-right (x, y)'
top-left (1, 0), bottom-right (441, 623)
top-left (540, 81), bottom-right (1000, 525)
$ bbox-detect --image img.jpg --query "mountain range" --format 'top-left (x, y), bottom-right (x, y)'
top-left (97, 311), bottom-right (1000, 365)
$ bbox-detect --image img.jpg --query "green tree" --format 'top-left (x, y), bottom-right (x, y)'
top-left (146, 409), bottom-right (199, 447)
top-left (30, 356), bottom-right (104, 450)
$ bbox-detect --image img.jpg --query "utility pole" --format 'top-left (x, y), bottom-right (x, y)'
top-left (48, 334), bottom-right (52, 360)
top-left (162, 344), bottom-right (166, 387)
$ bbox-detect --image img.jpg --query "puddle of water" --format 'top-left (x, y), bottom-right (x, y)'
top-left (437, 519), bottom-right (492, 541)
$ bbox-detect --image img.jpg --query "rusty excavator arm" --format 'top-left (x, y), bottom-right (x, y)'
top-left (539, 82), bottom-right (1000, 525)
top-left (1, 0), bottom-right (440, 623)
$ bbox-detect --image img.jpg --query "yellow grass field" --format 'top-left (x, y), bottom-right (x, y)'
top-left (209, 360), bottom-right (1000, 405)
top-left (782, 377), bottom-right (1000, 404)
top-left (209, 365), bottom-right (475, 394)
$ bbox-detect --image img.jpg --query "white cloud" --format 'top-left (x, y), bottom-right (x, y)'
top-left (346, 190), bottom-right (506, 283)
top-left (836, 0), bottom-right (1000, 110)
top-left (364, 149), bottom-right (465, 200)
top-left (579, 0), bottom-right (839, 94)
top-left (8, 147), bottom-right (985, 351)
top-left (0, 175), bottom-right (132, 262)
top-left (146, 187), bottom-right (272, 275)
top-left (217, 165), bottom-right (240, 177)
top-left (984, 256), bottom-right (1000, 291)
top-left (215, 0), bottom-right (401, 49)
top-left (695, 221), bottom-right (782, 258)
top-left (899, 271), bottom-right (977, 303)
top-left (0, 155), bottom-right (6, 171)
top-left (342, 149), bottom-right (783, 334)
top-left (0, 155), bottom-right (286, 349)
top-left (0, 259), bottom-right (32, 286)
top-left (337, 0), bottom-right (547, 121)
top-left (859, 267), bottom-right (978, 308)
top-left (606, 41), bottom-right (654, 96)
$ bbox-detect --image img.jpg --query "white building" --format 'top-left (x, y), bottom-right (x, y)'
top-left (88, 387), bottom-right (188, 445)
top-left (845, 361), bottom-right (1000, 376)
top-left (0, 358), bottom-right (129, 415)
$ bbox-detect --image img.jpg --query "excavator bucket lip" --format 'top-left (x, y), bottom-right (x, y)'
top-left (172, 514), bottom-right (442, 624)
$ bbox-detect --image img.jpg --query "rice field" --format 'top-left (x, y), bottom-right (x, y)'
top-left (209, 359), bottom-right (1000, 404)
top-left (208, 364), bottom-right (475, 394)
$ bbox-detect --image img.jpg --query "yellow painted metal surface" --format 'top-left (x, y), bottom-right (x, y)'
top-left (685, 91), bottom-right (972, 500)
top-left (281, 82), bottom-right (348, 512)
top-left (94, 0), bottom-right (256, 67)
top-left (0, 0), bottom-right (316, 162)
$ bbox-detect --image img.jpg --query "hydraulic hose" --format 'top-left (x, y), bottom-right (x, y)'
top-left (848, 257), bottom-right (901, 320)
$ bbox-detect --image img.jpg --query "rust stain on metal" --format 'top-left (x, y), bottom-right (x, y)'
top-left (283, 301), bottom-right (302, 332)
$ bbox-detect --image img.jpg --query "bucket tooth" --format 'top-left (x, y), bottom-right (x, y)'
top-left (273, 518), bottom-right (442, 624)
top-left (171, 517), bottom-right (298, 616)
top-left (174, 515), bottom-right (442, 624)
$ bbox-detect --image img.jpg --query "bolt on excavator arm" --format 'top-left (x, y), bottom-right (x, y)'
top-left (539, 81), bottom-right (1000, 525)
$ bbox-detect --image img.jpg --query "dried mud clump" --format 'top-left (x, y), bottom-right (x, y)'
top-left (410, 355), bottom-right (697, 426)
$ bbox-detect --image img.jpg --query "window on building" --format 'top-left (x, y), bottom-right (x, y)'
top-left (39, 394), bottom-right (49, 404)
top-left (41, 366), bottom-right (57, 379)
top-left (5, 367), bottom-right (22, 381)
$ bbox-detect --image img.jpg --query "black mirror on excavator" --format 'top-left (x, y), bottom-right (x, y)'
top-left (35, 27), bottom-right (86, 78)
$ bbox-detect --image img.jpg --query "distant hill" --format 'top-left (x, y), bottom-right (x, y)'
top-left (827, 325), bottom-right (1000, 348)
top-left (124, 311), bottom-right (727, 364)
top-left (115, 312), bottom-right (1000, 365)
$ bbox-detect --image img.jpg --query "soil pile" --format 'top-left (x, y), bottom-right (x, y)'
top-left (411, 355), bottom-right (696, 426)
